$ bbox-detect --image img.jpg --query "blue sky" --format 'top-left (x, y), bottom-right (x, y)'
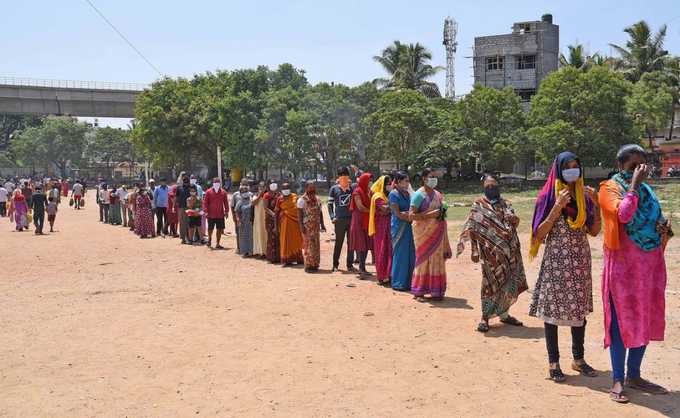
top-left (2, 1), bottom-right (679, 127)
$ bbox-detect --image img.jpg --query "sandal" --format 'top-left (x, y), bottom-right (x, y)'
top-left (414, 296), bottom-right (428, 303)
top-left (626, 377), bottom-right (669, 395)
top-left (610, 388), bottom-right (629, 404)
top-left (572, 361), bottom-right (597, 377)
top-left (477, 322), bottom-right (489, 333)
top-left (500, 316), bottom-right (524, 327)
top-left (548, 367), bottom-right (566, 383)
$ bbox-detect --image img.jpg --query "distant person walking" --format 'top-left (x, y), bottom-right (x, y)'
top-left (9, 189), bottom-right (28, 231)
top-left (31, 184), bottom-right (48, 235)
top-left (154, 178), bottom-right (169, 236)
top-left (134, 184), bottom-right (155, 239)
top-left (263, 182), bottom-right (280, 263)
top-left (203, 177), bottom-right (229, 249)
top-left (0, 183), bottom-right (8, 217)
top-left (276, 182), bottom-right (303, 266)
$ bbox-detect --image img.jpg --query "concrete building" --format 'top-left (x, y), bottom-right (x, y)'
top-left (473, 14), bottom-right (559, 106)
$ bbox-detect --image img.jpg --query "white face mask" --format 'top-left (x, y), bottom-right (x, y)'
top-left (282, 189), bottom-right (291, 196)
top-left (562, 168), bottom-right (581, 183)
top-left (269, 183), bottom-right (278, 192)
top-left (426, 177), bottom-right (438, 188)
top-left (212, 183), bottom-right (220, 191)
top-left (190, 179), bottom-right (197, 185)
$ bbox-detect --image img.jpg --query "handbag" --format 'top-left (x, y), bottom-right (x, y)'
top-left (69, 198), bottom-right (74, 207)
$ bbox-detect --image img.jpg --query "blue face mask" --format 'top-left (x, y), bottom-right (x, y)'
top-left (562, 168), bottom-right (581, 183)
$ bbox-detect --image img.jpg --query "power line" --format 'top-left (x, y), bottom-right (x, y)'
top-left (83, 0), bottom-right (163, 77)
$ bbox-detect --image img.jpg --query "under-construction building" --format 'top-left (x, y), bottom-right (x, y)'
top-left (473, 14), bottom-right (559, 106)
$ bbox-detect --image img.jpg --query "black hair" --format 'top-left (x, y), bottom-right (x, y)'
top-left (393, 171), bottom-right (409, 183)
top-left (420, 168), bottom-right (433, 184)
top-left (482, 173), bottom-right (498, 183)
top-left (189, 184), bottom-right (197, 191)
top-left (616, 144), bottom-right (646, 165)
top-left (382, 175), bottom-right (392, 194)
top-left (337, 166), bottom-right (350, 177)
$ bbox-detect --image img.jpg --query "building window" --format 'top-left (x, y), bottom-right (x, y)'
top-left (486, 56), bottom-right (504, 71)
top-left (517, 55), bottom-right (536, 70)
top-left (519, 23), bottom-right (531, 33)
top-left (516, 89), bottom-right (536, 102)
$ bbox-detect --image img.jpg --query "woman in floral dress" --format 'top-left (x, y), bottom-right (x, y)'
top-left (297, 180), bottom-right (325, 273)
top-left (134, 184), bottom-right (155, 238)
top-left (528, 152), bottom-right (600, 383)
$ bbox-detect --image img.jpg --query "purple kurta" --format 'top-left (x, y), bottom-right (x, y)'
top-left (602, 192), bottom-right (667, 349)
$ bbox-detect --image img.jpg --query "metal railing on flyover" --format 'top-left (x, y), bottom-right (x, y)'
top-left (0, 76), bottom-right (148, 91)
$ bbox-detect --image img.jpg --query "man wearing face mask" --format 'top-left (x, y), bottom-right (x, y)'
top-left (175, 174), bottom-right (192, 244)
top-left (153, 178), bottom-right (169, 236)
top-left (202, 177), bottom-right (229, 249)
top-left (230, 179), bottom-right (250, 253)
top-left (328, 167), bottom-right (356, 272)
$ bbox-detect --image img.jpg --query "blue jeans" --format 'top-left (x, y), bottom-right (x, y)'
top-left (609, 296), bottom-right (646, 382)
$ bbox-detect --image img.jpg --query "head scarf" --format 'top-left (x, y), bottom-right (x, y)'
top-left (350, 172), bottom-right (372, 230)
top-left (612, 171), bottom-right (662, 251)
top-left (368, 175), bottom-right (387, 236)
top-left (529, 151), bottom-right (593, 259)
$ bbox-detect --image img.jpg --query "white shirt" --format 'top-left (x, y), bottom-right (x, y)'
top-left (0, 187), bottom-right (7, 202)
top-left (72, 183), bottom-right (83, 195)
top-left (99, 189), bottom-right (111, 204)
top-left (118, 188), bottom-right (128, 202)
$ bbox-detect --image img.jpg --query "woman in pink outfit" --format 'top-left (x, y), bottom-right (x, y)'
top-left (599, 144), bottom-right (672, 403)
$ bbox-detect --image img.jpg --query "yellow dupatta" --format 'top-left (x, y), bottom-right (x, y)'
top-left (368, 176), bottom-right (387, 237)
top-left (529, 177), bottom-right (587, 259)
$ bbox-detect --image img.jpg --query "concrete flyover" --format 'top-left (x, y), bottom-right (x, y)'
top-left (0, 77), bottom-right (147, 118)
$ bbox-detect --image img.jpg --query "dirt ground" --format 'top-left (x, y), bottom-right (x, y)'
top-left (1, 193), bottom-right (679, 418)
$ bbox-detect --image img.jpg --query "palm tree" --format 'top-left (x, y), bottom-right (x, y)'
top-left (560, 44), bottom-right (589, 70)
top-left (373, 41), bottom-right (444, 98)
top-left (609, 21), bottom-right (669, 82)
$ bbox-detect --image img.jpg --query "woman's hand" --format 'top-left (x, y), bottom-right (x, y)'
top-left (630, 164), bottom-right (649, 191)
top-left (555, 189), bottom-right (571, 209)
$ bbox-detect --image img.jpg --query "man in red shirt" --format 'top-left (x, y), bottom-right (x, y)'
top-left (202, 177), bottom-right (230, 249)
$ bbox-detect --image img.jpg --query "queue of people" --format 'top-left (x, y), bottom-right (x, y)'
top-left (12, 144), bottom-right (670, 404)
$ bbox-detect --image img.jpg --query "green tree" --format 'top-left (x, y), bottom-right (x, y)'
top-left (626, 71), bottom-right (674, 148)
top-left (86, 127), bottom-right (133, 170)
top-left (366, 89), bottom-right (435, 169)
top-left (415, 99), bottom-right (465, 178)
top-left (457, 86), bottom-right (526, 172)
top-left (11, 116), bottom-right (89, 176)
top-left (373, 41), bottom-right (443, 98)
top-left (610, 21), bottom-right (670, 82)
top-left (0, 114), bottom-right (43, 151)
top-left (528, 66), bottom-right (637, 166)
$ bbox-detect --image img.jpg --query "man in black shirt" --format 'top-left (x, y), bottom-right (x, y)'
top-left (328, 167), bottom-right (356, 272)
top-left (175, 174), bottom-right (192, 244)
top-left (31, 184), bottom-right (48, 235)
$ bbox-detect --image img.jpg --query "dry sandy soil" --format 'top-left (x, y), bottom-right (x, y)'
top-left (1, 193), bottom-right (679, 418)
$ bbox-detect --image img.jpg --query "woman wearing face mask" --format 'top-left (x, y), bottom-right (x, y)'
top-left (389, 171), bottom-right (415, 291)
top-left (263, 181), bottom-right (281, 263)
top-left (457, 174), bottom-right (527, 333)
top-left (276, 183), bottom-right (304, 266)
top-left (297, 180), bottom-right (326, 272)
top-left (369, 175), bottom-right (393, 285)
top-left (409, 168), bottom-right (451, 301)
top-left (252, 181), bottom-right (269, 258)
top-left (185, 185), bottom-right (203, 245)
top-left (349, 172), bottom-right (373, 277)
top-left (235, 186), bottom-right (254, 256)
top-left (528, 152), bottom-right (600, 383)
top-left (134, 183), bottom-right (155, 239)
top-left (599, 145), bottom-right (671, 403)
